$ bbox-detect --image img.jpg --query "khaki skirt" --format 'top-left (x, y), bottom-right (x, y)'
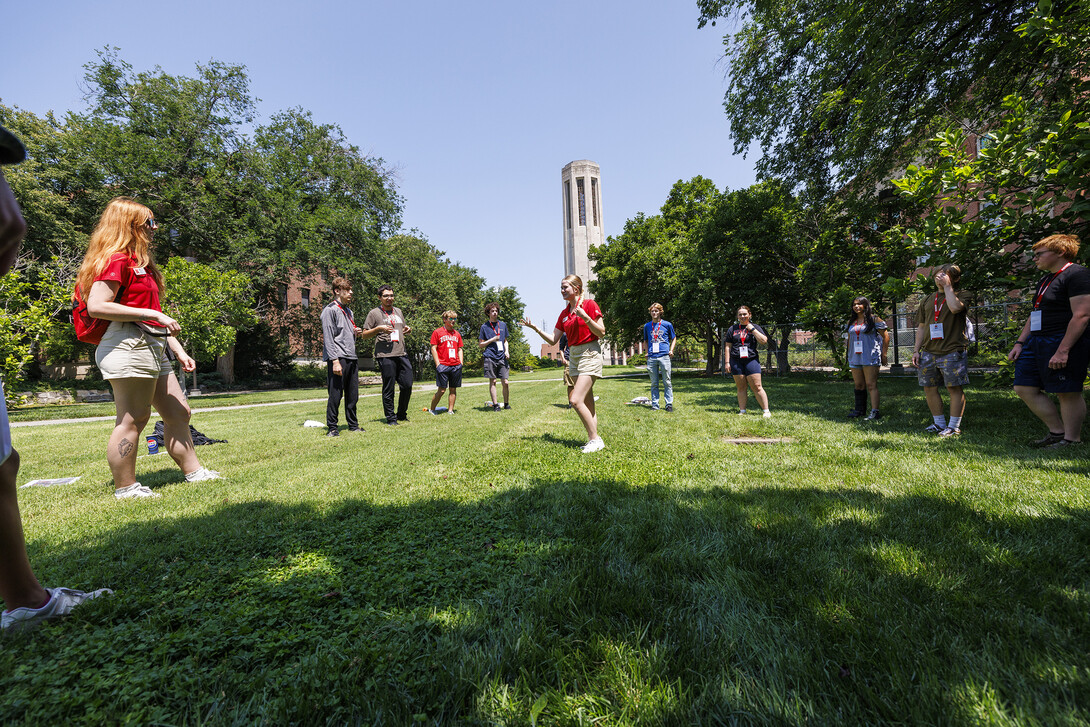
top-left (96, 322), bottom-right (172, 379)
top-left (569, 340), bottom-right (603, 379)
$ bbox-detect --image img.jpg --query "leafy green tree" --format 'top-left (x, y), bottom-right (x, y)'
top-left (161, 257), bottom-right (257, 388)
top-left (695, 0), bottom-right (1075, 198)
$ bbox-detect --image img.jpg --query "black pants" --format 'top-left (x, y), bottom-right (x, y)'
top-left (377, 355), bottom-right (414, 423)
top-left (326, 358), bottom-right (359, 430)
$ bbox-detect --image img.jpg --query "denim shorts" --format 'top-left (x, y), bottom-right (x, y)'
top-left (917, 350), bottom-right (969, 388)
top-left (1013, 334), bottom-right (1090, 393)
top-left (729, 357), bottom-right (762, 377)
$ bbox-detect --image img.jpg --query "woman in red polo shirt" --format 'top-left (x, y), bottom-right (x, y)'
top-left (76, 198), bottom-right (220, 499)
top-left (522, 275), bottom-right (607, 452)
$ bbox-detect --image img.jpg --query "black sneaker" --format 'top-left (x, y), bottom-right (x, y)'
top-left (347, 427), bottom-right (364, 433)
top-left (665, 404), bottom-right (673, 412)
top-left (1046, 438), bottom-right (1082, 449)
top-left (847, 409), bottom-right (863, 418)
top-left (864, 410), bottom-right (881, 420)
top-left (387, 420), bottom-right (399, 426)
top-left (492, 404), bottom-right (501, 411)
top-left (1031, 431), bottom-right (1065, 448)
top-left (326, 429), bottom-right (339, 437)
top-left (503, 404), bottom-right (511, 410)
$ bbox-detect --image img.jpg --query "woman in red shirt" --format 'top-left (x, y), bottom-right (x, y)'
top-left (522, 275), bottom-right (607, 453)
top-left (76, 198), bottom-right (220, 499)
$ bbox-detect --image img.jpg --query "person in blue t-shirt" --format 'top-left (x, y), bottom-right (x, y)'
top-left (478, 302), bottom-right (511, 410)
top-left (643, 303), bottom-right (676, 411)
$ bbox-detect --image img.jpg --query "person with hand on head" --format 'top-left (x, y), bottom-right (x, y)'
top-left (0, 124), bottom-right (112, 630)
top-left (845, 297), bottom-right (890, 420)
top-left (479, 302), bottom-right (511, 410)
top-left (644, 303), bottom-right (677, 411)
top-left (912, 264), bottom-right (969, 437)
top-left (362, 285), bottom-right (414, 425)
top-left (79, 198), bottom-right (220, 499)
top-left (1008, 234), bottom-right (1090, 448)
top-left (429, 311), bottom-right (464, 414)
top-left (726, 306), bottom-right (771, 417)
top-left (321, 277), bottom-right (363, 436)
top-left (522, 275), bottom-right (607, 452)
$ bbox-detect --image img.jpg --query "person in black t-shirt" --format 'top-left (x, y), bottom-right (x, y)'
top-left (1008, 234), bottom-right (1090, 447)
top-left (725, 306), bottom-right (771, 416)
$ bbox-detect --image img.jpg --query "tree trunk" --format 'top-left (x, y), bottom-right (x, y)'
top-left (217, 344), bottom-right (235, 386)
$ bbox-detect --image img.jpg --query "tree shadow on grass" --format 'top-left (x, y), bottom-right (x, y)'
top-left (2, 479), bottom-right (1088, 725)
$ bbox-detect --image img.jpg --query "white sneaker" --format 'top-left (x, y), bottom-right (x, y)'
top-left (581, 438), bottom-right (606, 453)
top-left (184, 467), bottom-right (221, 483)
top-left (1, 586), bottom-right (113, 632)
top-left (738, 410), bottom-right (747, 416)
top-left (762, 410), bottom-right (772, 418)
top-left (114, 483), bottom-right (159, 499)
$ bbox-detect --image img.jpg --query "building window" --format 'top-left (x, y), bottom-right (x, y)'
top-left (301, 288), bottom-right (311, 308)
top-left (975, 133), bottom-right (996, 156)
top-left (278, 284), bottom-right (288, 311)
top-left (565, 181), bottom-right (572, 229)
top-left (591, 177), bottom-right (599, 227)
top-left (577, 177), bottom-right (587, 227)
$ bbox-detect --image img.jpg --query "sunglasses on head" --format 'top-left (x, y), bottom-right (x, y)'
top-left (145, 218), bottom-right (158, 230)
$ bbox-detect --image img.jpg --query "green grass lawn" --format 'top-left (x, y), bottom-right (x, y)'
top-left (2, 372), bottom-right (1087, 725)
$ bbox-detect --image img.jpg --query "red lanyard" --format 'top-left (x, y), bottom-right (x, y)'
top-left (1034, 262), bottom-right (1073, 309)
top-left (852, 322), bottom-right (864, 342)
top-left (383, 308), bottom-right (396, 326)
top-left (337, 302), bottom-right (353, 325)
top-left (738, 326), bottom-right (748, 345)
top-left (652, 322), bottom-right (662, 342)
top-left (491, 322), bottom-right (502, 340)
top-left (933, 294), bottom-right (945, 323)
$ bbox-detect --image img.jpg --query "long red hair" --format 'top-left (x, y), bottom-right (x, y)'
top-left (75, 198), bottom-right (162, 298)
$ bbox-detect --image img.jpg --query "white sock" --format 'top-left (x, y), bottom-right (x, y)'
top-left (763, 409), bottom-right (771, 414)
top-left (933, 415), bottom-right (947, 428)
top-left (948, 416), bottom-right (962, 430)
top-left (739, 409), bottom-right (746, 414)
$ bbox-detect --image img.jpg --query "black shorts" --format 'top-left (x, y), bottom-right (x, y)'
top-left (729, 357), bottom-right (761, 377)
top-left (436, 364), bottom-right (462, 389)
top-left (1013, 334), bottom-right (1090, 393)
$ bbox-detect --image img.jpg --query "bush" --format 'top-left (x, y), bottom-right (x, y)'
top-left (629, 353), bottom-right (647, 366)
top-left (234, 320), bottom-right (295, 379)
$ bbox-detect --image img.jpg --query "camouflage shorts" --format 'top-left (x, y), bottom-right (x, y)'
top-left (917, 350), bottom-right (969, 388)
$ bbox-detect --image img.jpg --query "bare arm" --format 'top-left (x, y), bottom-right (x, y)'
top-left (1049, 294), bottom-right (1090, 369)
top-left (521, 317), bottom-right (561, 346)
top-left (1007, 317), bottom-right (1034, 361)
top-left (86, 280), bottom-right (180, 334)
top-left (0, 169), bottom-right (26, 276)
top-left (746, 324), bottom-right (768, 346)
top-left (911, 321), bottom-right (927, 367)
top-left (168, 336), bottom-right (196, 373)
top-left (430, 343), bottom-right (440, 367)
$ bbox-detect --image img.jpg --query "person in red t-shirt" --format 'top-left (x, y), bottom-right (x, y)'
top-left (76, 198), bottom-right (220, 500)
top-left (428, 311), bottom-right (464, 414)
top-left (522, 275), bottom-right (607, 453)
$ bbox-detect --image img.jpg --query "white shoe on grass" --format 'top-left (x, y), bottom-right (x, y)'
top-left (762, 410), bottom-right (772, 418)
top-left (1, 587), bottom-right (113, 632)
top-left (581, 438), bottom-right (606, 453)
top-left (184, 467), bottom-right (221, 483)
top-left (114, 483), bottom-right (159, 499)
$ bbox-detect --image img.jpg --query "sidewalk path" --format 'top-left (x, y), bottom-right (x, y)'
top-left (11, 372), bottom-right (651, 428)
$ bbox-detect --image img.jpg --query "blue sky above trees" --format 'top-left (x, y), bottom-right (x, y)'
top-left (1, 0), bottom-right (758, 329)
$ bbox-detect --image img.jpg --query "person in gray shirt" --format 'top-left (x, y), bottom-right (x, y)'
top-left (362, 285), bottom-right (414, 425)
top-left (321, 277), bottom-right (362, 436)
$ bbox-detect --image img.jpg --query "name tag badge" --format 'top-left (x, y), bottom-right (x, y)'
top-left (133, 267), bottom-right (147, 276)
top-left (853, 341), bottom-right (864, 354)
top-left (738, 345), bottom-right (750, 358)
top-left (930, 323), bottom-right (944, 340)
top-left (447, 345), bottom-right (455, 356)
top-left (391, 329), bottom-right (401, 343)
top-left (651, 342), bottom-right (660, 353)
top-left (1030, 310), bottom-right (1042, 332)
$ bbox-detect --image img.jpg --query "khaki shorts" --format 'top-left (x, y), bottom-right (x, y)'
top-left (569, 341), bottom-right (603, 379)
top-left (563, 370), bottom-right (575, 388)
top-left (96, 322), bottom-right (172, 379)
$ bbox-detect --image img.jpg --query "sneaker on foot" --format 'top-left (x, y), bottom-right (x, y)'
top-left (651, 405), bottom-right (659, 411)
top-left (114, 483), bottom-right (159, 499)
top-left (1046, 438), bottom-right (1082, 449)
top-left (738, 410), bottom-right (746, 416)
top-left (762, 410), bottom-right (772, 418)
top-left (665, 404), bottom-right (673, 412)
top-left (938, 427), bottom-right (961, 438)
top-left (503, 404), bottom-right (511, 410)
top-left (326, 428), bottom-right (340, 437)
top-left (924, 423), bottom-right (943, 433)
top-left (581, 438), bottom-right (606, 453)
top-left (427, 409), bottom-right (439, 416)
top-left (1, 587), bottom-right (113, 632)
top-left (847, 409), bottom-right (863, 418)
top-left (864, 410), bottom-right (881, 421)
top-left (1031, 431), bottom-right (1066, 447)
top-left (184, 467), bottom-right (221, 483)
top-left (492, 403), bottom-right (501, 411)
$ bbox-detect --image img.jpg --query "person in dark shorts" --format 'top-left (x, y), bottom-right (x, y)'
top-left (429, 311), bottom-right (463, 414)
top-left (912, 265), bottom-right (969, 437)
top-left (726, 306), bottom-right (770, 417)
top-left (362, 285), bottom-right (414, 425)
top-left (1008, 234), bottom-right (1090, 447)
top-left (479, 302), bottom-right (510, 410)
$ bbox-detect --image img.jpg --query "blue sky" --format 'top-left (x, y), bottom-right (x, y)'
top-left (2, 0), bottom-right (757, 330)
